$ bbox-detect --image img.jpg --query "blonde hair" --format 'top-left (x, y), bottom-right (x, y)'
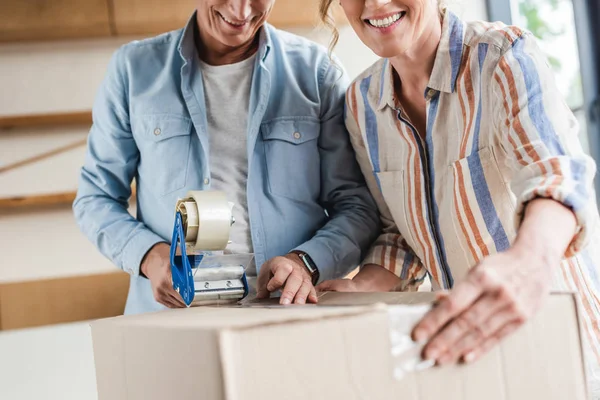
top-left (319, 0), bottom-right (447, 56)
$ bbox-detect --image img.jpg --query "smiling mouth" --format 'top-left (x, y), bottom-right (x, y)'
top-left (217, 11), bottom-right (248, 27)
top-left (365, 12), bottom-right (406, 28)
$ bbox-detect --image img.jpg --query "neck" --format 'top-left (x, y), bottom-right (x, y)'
top-left (389, 18), bottom-right (442, 95)
top-left (195, 24), bottom-right (260, 66)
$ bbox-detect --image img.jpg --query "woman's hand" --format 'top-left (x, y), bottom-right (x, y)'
top-left (317, 264), bottom-right (402, 293)
top-left (316, 278), bottom-right (362, 292)
top-left (412, 247), bottom-right (553, 365)
top-left (413, 198), bottom-right (576, 365)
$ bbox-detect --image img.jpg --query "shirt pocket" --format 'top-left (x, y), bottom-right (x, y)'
top-left (261, 118), bottom-right (320, 203)
top-left (448, 146), bottom-right (516, 264)
top-left (133, 115), bottom-right (193, 197)
top-left (374, 170), bottom-right (420, 255)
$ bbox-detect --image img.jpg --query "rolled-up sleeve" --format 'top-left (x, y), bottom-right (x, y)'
top-left (345, 83), bottom-right (427, 291)
top-left (492, 32), bottom-right (599, 257)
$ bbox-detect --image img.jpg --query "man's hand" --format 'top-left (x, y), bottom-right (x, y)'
top-left (140, 243), bottom-right (186, 308)
top-left (256, 254), bottom-right (318, 305)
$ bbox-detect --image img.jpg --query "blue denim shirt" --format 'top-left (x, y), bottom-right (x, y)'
top-left (73, 13), bottom-right (380, 315)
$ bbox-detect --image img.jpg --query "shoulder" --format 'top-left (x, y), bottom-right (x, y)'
top-left (267, 24), bottom-right (329, 58)
top-left (463, 18), bottom-right (534, 56)
top-left (109, 29), bottom-right (183, 72)
top-left (346, 58), bottom-right (387, 107)
top-left (266, 25), bottom-right (336, 79)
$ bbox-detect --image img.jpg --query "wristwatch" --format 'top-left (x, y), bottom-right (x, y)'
top-left (290, 250), bottom-right (320, 285)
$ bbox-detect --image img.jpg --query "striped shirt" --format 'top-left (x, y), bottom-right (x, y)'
top-left (346, 10), bottom-right (600, 393)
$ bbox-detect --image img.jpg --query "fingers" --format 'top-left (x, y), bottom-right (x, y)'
top-left (308, 286), bottom-right (318, 304)
top-left (463, 320), bottom-right (522, 364)
top-left (279, 270), bottom-right (303, 305)
top-left (316, 279), bottom-right (354, 293)
top-left (423, 292), bottom-right (503, 361)
top-left (435, 304), bottom-right (518, 365)
top-left (315, 280), bottom-right (333, 292)
top-left (413, 266), bottom-right (498, 343)
top-left (154, 271), bottom-right (186, 308)
top-left (293, 278), bottom-right (314, 305)
top-left (255, 259), bottom-right (273, 299)
top-left (155, 286), bottom-right (184, 308)
top-left (255, 256), bottom-right (316, 304)
top-left (267, 262), bottom-right (293, 293)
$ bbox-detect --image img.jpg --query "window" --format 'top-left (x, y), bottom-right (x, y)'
top-left (488, 0), bottom-right (600, 195)
top-left (510, 0), bottom-right (588, 153)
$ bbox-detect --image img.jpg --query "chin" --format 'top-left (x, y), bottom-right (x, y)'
top-left (368, 43), bottom-right (407, 59)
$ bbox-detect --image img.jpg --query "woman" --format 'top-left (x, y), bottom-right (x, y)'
top-left (73, 0), bottom-right (381, 313)
top-left (317, 0), bottom-right (600, 393)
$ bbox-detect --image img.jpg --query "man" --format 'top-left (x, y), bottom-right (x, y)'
top-left (73, 0), bottom-right (380, 313)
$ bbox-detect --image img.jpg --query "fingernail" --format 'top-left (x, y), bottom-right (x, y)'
top-left (413, 329), bottom-right (426, 342)
top-left (464, 352), bottom-right (476, 363)
top-left (437, 355), bottom-right (451, 366)
top-left (425, 347), bottom-right (439, 360)
top-left (281, 298), bottom-right (291, 305)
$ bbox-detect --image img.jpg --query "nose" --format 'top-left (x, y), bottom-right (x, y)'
top-left (230, 0), bottom-right (253, 21)
top-left (365, 0), bottom-right (392, 10)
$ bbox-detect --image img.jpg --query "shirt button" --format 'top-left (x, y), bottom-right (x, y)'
top-left (204, 178), bottom-right (210, 185)
top-left (293, 132), bottom-right (301, 140)
top-left (154, 128), bottom-right (161, 136)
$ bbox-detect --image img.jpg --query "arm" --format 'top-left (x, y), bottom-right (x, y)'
top-left (290, 56), bottom-right (383, 282)
top-left (319, 79), bottom-right (428, 293)
top-left (413, 32), bottom-right (596, 364)
top-left (73, 48), bottom-right (183, 307)
top-left (256, 56), bottom-right (384, 304)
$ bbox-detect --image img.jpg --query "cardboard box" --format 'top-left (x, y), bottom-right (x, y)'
top-left (0, 271), bottom-right (129, 330)
top-left (90, 292), bottom-right (588, 400)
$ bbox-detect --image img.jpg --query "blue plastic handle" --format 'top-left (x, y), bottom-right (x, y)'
top-left (170, 212), bottom-right (196, 306)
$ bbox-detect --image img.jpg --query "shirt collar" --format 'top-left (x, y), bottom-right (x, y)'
top-left (376, 9), bottom-right (466, 110)
top-left (177, 10), bottom-right (272, 64)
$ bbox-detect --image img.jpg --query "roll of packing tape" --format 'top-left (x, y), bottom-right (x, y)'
top-left (184, 190), bottom-right (232, 251)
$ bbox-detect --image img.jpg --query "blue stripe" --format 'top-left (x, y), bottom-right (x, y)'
top-left (360, 76), bottom-right (381, 188)
top-left (563, 158), bottom-right (590, 211)
top-left (511, 38), bottom-right (565, 156)
top-left (400, 251), bottom-right (414, 280)
top-left (425, 94), bottom-right (453, 288)
top-left (379, 60), bottom-right (388, 104)
top-left (448, 12), bottom-right (464, 92)
top-left (469, 43), bottom-right (510, 252)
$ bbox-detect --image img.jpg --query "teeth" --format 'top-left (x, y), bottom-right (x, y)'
top-left (220, 13), bottom-right (246, 26)
top-left (368, 12), bottom-right (403, 28)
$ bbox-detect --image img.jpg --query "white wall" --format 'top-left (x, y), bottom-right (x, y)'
top-left (0, 0), bottom-right (488, 283)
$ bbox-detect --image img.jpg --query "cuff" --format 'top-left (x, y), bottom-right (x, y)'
top-left (121, 228), bottom-right (167, 277)
top-left (293, 240), bottom-right (338, 284)
top-left (515, 187), bottom-right (599, 258)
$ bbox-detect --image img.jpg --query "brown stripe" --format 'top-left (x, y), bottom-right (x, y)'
top-left (457, 46), bottom-right (474, 158)
top-left (498, 57), bottom-right (546, 176)
top-left (493, 73), bottom-right (528, 166)
top-left (393, 118), bottom-right (434, 281)
top-left (456, 162), bottom-right (489, 259)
